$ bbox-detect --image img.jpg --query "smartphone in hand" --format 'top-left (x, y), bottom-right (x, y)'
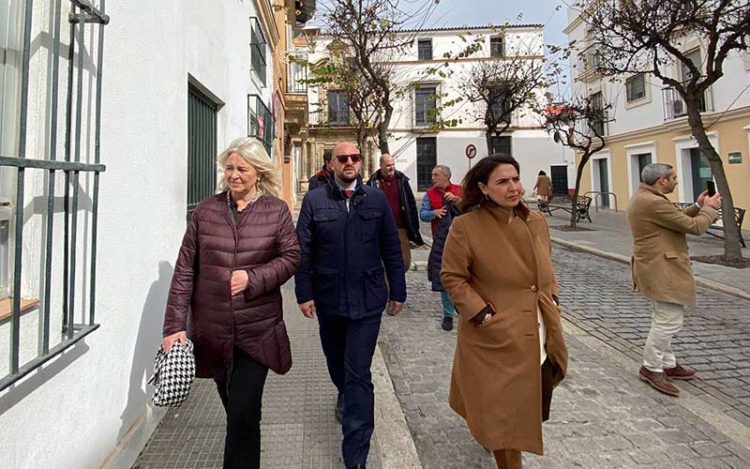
top-left (706, 180), bottom-right (716, 197)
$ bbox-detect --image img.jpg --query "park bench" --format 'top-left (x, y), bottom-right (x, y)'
top-left (538, 195), bottom-right (593, 223)
top-left (673, 202), bottom-right (747, 248)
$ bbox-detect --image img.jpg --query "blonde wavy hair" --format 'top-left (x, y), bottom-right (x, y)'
top-left (217, 137), bottom-right (281, 198)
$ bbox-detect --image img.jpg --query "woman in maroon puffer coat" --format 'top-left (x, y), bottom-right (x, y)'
top-left (162, 137), bottom-right (300, 469)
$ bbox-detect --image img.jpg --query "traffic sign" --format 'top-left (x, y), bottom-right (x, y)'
top-left (465, 144), bottom-right (477, 159)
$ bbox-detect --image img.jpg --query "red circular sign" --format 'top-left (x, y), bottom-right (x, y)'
top-left (465, 144), bottom-right (477, 159)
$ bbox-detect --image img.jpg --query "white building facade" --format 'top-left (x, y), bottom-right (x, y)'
top-left (0, 1), bottom-right (283, 467)
top-left (302, 25), bottom-right (574, 194)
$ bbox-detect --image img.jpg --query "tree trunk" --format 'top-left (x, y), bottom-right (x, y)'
top-left (485, 130), bottom-right (493, 155)
top-left (685, 102), bottom-right (743, 259)
top-left (570, 154), bottom-right (590, 228)
top-left (377, 88), bottom-right (393, 154)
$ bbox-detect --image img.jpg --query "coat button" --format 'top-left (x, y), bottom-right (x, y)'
top-left (530, 285), bottom-right (538, 292)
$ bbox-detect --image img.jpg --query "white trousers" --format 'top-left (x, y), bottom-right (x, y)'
top-left (643, 300), bottom-right (685, 373)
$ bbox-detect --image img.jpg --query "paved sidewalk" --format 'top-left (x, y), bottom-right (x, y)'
top-left (541, 208), bottom-right (750, 297)
top-left (133, 282), bottom-right (388, 469)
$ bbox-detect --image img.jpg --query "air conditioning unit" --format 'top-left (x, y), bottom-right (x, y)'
top-left (672, 100), bottom-right (684, 117)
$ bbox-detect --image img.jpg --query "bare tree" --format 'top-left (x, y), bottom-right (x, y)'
top-left (462, 57), bottom-right (546, 154)
top-left (578, 0), bottom-right (750, 259)
top-left (545, 96), bottom-right (611, 228)
top-left (321, 0), bottom-right (437, 155)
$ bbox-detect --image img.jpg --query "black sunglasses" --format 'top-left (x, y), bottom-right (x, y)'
top-left (335, 154), bottom-right (362, 164)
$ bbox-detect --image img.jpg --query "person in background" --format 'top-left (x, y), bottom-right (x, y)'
top-left (295, 141), bottom-right (406, 469)
top-left (627, 163), bottom-right (721, 397)
top-left (420, 165), bottom-right (463, 331)
top-left (308, 151), bottom-right (334, 190)
top-left (162, 137), bottom-right (300, 469)
top-left (533, 170), bottom-right (552, 202)
top-left (366, 153), bottom-right (424, 275)
top-left (441, 154), bottom-right (568, 469)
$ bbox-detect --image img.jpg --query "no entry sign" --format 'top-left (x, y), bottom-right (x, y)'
top-left (465, 144), bottom-right (477, 159)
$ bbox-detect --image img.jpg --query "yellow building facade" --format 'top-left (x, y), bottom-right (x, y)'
top-left (576, 105), bottom-right (750, 230)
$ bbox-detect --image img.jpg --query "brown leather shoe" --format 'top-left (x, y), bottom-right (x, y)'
top-left (639, 366), bottom-right (680, 396)
top-left (664, 364), bottom-right (696, 380)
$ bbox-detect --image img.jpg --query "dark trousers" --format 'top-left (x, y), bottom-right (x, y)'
top-left (215, 349), bottom-right (269, 469)
top-left (317, 313), bottom-right (382, 468)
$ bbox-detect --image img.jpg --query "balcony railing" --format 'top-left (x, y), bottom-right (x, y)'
top-left (662, 87), bottom-right (709, 120)
top-left (286, 61), bottom-right (308, 94)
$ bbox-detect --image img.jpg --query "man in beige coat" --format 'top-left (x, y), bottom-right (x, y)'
top-left (627, 163), bottom-right (721, 397)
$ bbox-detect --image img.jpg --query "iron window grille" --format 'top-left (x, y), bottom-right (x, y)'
top-left (250, 17), bottom-right (267, 86)
top-left (490, 36), bottom-right (505, 58)
top-left (0, 0), bottom-right (109, 392)
top-left (248, 94), bottom-right (275, 156)
top-left (416, 137), bottom-right (437, 191)
top-left (418, 39), bottom-right (432, 61)
top-left (414, 86), bottom-right (437, 126)
top-left (626, 74), bottom-right (646, 102)
top-left (327, 90), bottom-right (349, 125)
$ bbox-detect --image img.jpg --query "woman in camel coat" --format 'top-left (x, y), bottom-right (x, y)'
top-left (441, 155), bottom-right (568, 468)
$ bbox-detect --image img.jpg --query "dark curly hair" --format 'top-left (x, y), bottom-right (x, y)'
top-left (459, 154), bottom-right (521, 213)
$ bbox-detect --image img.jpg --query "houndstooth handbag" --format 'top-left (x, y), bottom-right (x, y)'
top-left (148, 339), bottom-right (196, 408)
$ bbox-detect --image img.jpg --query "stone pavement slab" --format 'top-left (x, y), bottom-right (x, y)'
top-left (133, 280), bottom-right (385, 469)
top-left (380, 249), bottom-right (750, 468)
top-left (542, 208), bottom-right (750, 297)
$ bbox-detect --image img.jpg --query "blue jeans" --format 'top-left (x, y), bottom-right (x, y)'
top-left (440, 290), bottom-right (455, 318)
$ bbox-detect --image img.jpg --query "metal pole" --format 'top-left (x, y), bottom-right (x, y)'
top-left (10, 0), bottom-right (35, 375)
top-left (42, 0), bottom-right (63, 355)
top-left (89, 0), bottom-right (106, 325)
top-left (67, 10), bottom-right (86, 339)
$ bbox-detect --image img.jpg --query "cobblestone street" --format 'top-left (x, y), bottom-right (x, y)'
top-left (379, 244), bottom-right (750, 468)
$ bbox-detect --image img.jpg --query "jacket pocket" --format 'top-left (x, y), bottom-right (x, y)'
top-left (363, 265), bottom-right (387, 310)
top-left (312, 265), bottom-right (339, 309)
top-left (664, 251), bottom-right (679, 259)
top-left (359, 209), bottom-right (382, 243)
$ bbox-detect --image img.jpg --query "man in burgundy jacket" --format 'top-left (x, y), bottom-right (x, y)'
top-left (366, 153), bottom-right (424, 272)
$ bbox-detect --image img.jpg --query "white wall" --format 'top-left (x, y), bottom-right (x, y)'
top-left (390, 129), bottom-right (573, 194)
top-left (0, 1), bottom-right (271, 468)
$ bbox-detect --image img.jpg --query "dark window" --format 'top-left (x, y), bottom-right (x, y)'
top-left (491, 136), bottom-right (512, 155)
top-left (416, 137), bottom-right (437, 191)
top-left (327, 90), bottom-right (349, 125)
top-left (589, 91), bottom-right (605, 136)
top-left (681, 49), bottom-right (706, 112)
top-left (490, 85), bottom-right (512, 123)
top-left (418, 39), bottom-right (432, 60)
top-left (415, 86), bottom-right (437, 126)
top-left (248, 94), bottom-right (275, 155)
top-left (626, 74), bottom-right (646, 102)
top-left (188, 85), bottom-right (218, 217)
top-left (250, 18), bottom-right (267, 86)
top-left (636, 153), bottom-right (652, 181)
top-left (690, 148), bottom-right (713, 201)
top-left (550, 165), bottom-right (569, 195)
top-left (490, 36), bottom-right (505, 58)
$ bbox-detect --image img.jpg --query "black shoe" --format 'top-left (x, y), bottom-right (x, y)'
top-left (441, 316), bottom-right (453, 331)
top-left (335, 393), bottom-right (344, 424)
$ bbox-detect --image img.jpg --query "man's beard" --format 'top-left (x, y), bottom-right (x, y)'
top-left (338, 171), bottom-right (357, 183)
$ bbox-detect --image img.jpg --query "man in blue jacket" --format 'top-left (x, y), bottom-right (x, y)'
top-left (296, 141), bottom-right (406, 469)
